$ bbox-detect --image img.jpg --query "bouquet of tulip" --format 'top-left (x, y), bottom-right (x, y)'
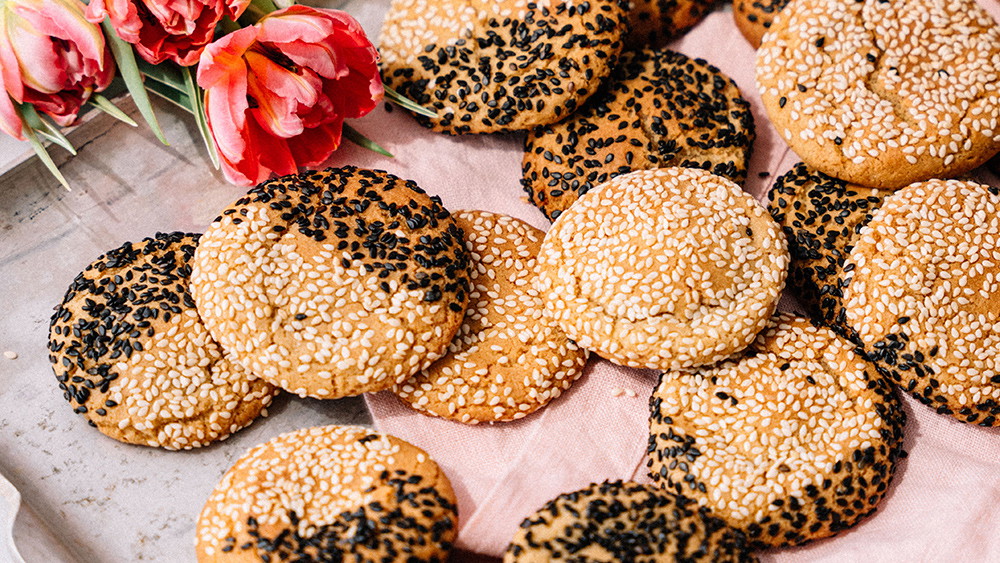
top-left (0, 0), bottom-right (430, 188)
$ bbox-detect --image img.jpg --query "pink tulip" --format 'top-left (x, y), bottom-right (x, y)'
top-left (198, 6), bottom-right (383, 186)
top-left (86, 0), bottom-right (250, 66)
top-left (0, 0), bottom-right (114, 137)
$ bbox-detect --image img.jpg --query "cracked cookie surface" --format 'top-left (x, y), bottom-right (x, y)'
top-left (843, 179), bottom-right (1000, 426)
top-left (191, 167), bottom-right (471, 399)
top-left (48, 232), bottom-right (277, 449)
top-left (536, 167), bottom-right (788, 370)
top-left (648, 313), bottom-right (906, 549)
top-left (756, 0), bottom-right (1000, 189)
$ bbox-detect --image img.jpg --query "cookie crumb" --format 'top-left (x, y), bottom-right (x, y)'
top-left (3, 350), bottom-right (16, 360)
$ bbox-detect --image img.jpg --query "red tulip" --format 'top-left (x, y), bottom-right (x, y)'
top-left (198, 5), bottom-right (383, 186)
top-left (0, 0), bottom-right (114, 137)
top-left (86, 0), bottom-right (250, 66)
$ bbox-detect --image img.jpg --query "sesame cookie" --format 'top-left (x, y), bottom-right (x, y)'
top-left (190, 167), bottom-right (471, 400)
top-left (504, 480), bottom-right (756, 562)
top-left (843, 179), bottom-right (1000, 426)
top-left (394, 210), bottom-right (587, 424)
top-left (536, 167), bottom-right (788, 370)
top-left (196, 425), bottom-right (458, 561)
top-left (766, 163), bottom-right (889, 325)
top-left (756, 0), bottom-right (1000, 189)
top-left (626, 0), bottom-right (718, 47)
top-left (379, 0), bottom-right (628, 134)
top-left (523, 48), bottom-right (755, 221)
top-left (648, 313), bottom-right (906, 549)
top-left (733, 0), bottom-right (788, 49)
top-left (47, 232), bottom-right (276, 450)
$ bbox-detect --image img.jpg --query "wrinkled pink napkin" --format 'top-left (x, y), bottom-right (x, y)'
top-left (325, 5), bottom-right (1000, 559)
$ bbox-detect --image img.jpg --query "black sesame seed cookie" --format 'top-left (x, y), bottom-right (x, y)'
top-left (626, 0), bottom-right (718, 48)
top-left (766, 162), bottom-right (890, 327)
top-left (843, 179), bottom-right (1000, 427)
top-left (379, 0), bottom-right (629, 134)
top-left (733, 0), bottom-right (788, 48)
top-left (536, 168), bottom-right (788, 370)
top-left (47, 232), bottom-right (277, 450)
top-left (394, 210), bottom-right (588, 424)
top-left (190, 167), bottom-right (471, 400)
top-left (523, 48), bottom-right (754, 221)
top-left (648, 313), bottom-right (906, 549)
top-left (504, 480), bottom-right (757, 562)
top-left (196, 425), bottom-right (458, 562)
top-left (757, 0), bottom-right (1000, 189)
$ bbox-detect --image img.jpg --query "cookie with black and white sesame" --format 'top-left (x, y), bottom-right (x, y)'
top-left (47, 232), bottom-right (277, 450)
top-left (537, 167), bottom-right (788, 370)
top-left (756, 0), bottom-right (1000, 189)
top-left (504, 480), bottom-right (756, 562)
top-left (190, 167), bottom-right (471, 400)
top-left (843, 179), bottom-right (1000, 426)
top-left (766, 162), bottom-right (890, 326)
top-left (523, 48), bottom-right (755, 221)
top-left (393, 211), bottom-right (587, 423)
top-left (379, 0), bottom-right (628, 134)
top-left (648, 313), bottom-right (906, 549)
top-left (626, 0), bottom-right (718, 48)
top-left (196, 425), bottom-right (458, 561)
top-left (395, 211), bottom-right (587, 424)
top-left (733, 0), bottom-right (788, 49)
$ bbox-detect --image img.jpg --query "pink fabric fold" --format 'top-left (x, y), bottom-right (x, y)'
top-left (323, 2), bottom-right (1000, 558)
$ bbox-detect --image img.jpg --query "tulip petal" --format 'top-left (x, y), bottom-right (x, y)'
top-left (287, 119), bottom-right (342, 167)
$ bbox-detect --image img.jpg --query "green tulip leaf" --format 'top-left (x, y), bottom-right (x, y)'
top-left (183, 67), bottom-right (220, 170)
top-left (18, 104), bottom-right (76, 155)
top-left (89, 94), bottom-right (138, 127)
top-left (383, 85), bottom-right (438, 118)
top-left (343, 123), bottom-right (393, 158)
top-left (143, 80), bottom-right (193, 114)
top-left (101, 19), bottom-right (169, 145)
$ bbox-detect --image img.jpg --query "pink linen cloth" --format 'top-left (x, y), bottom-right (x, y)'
top-left (320, 4), bottom-right (1000, 559)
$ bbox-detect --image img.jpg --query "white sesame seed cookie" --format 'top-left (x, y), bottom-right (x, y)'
top-left (648, 313), bottom-right (906, 549)
top-left (522, 48), bottom-right (756, 222)
top-left (47, 233), bottom-right (277, 450)
top-left (766, 163), bottom-right (890, 326)
top-left (394, 210), bottom-right (588, 424)
top-left (536, 167), bottom-right (789, 370)
top-left (379, 0), bottom-right (628, 134)
top-left (504, 480), bottom-right (757, 562)
top-left (190, 167), bottom-right (472, 400)
top-left (733, 0), bottom-right (789, 49)
top-left (196, 425), bottom-right (458, 562)
top-left (626, 0), bottom-right (717, 48)
top-left (756, 0), bottom-right (1000, 189)
top-left (843, 179), bottom-right (1000, 426)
